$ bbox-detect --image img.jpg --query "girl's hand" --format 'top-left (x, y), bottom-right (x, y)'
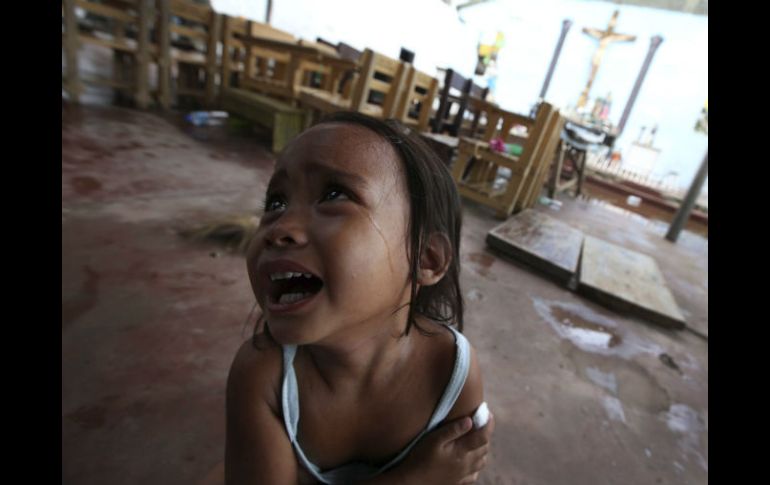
top-left (395, 413), bottom-right (495, 485)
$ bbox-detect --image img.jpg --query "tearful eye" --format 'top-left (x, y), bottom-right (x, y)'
top-left (265, 194), bottom-right (287, 212)
top-left (321, 187), bottom-right (349, 202)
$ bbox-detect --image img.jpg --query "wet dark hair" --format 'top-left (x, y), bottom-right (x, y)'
top-left (253, 111), bottom-right (463, 344)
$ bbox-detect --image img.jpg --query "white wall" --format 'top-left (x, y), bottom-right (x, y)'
top-left (210, 0), bottom-right (708, 193)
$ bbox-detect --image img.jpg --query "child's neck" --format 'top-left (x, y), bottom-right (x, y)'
top-left (302, 312), bottom-right (415, 394)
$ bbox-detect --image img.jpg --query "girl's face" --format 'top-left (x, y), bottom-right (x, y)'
top-left (246, 123), bottom-right (412, 345)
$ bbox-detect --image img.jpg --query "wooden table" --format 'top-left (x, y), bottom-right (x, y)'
top-left (234, 33), bottom-right (358, 100)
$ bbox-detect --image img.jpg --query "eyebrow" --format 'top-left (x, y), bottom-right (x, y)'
top-left (267, 161), bottom-right (369, 191)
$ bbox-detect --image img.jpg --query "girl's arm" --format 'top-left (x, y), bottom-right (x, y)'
top-left (362, 344), bottom-right (494, 484)
top-left (444, 344), bottom-right (485, 423)
top-left (361, 415), bottom-right (495, 485)
top-left (225, 338), bottom-right (298, 485)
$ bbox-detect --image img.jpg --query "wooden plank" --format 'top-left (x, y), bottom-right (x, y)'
top-left (81, 76), bottom-right (133, 89)
top-left (517, 111), bottom-right (562, 211)
top-left (205, 13), bottom-right (222, 107)
top-left (64, 0), bottom-right (82, 103)
top-left (223, 87), bottom-right (305, 114)
top-left (170, 0), bottom-right (211, 23)
top-left (77, 34), bottom-right (136, 52)
top-left (372, 53), bottom-right (402, 75)
top-left (247, 21), bottom-right (295, 43)
top-left (522, 114), bottom-right (565, 209)
top-left (368, 78), bottom-right (392, 94)
top-left (170, 24), bottom-right (208, 41)
top-left (134, 0), bottom-right (151, 108)
top-left (158, 0), bottom-right (172, 109)
top-left (578, 236), bottom-right (686, 329)
top-left (221, 87), bottom-right (309, 153)
top-left (176, 87), bottom-right (205, 97)
top-left (248, 46), bottom-right (292, 64)
top-left (75, 0), bottom-right (134, 23)
top-left (220, 15), bottom-right (236, 91)
top-left (298, 89), bottom-right (352, 114)
top-left (486, 209), bottom-right (584, 284)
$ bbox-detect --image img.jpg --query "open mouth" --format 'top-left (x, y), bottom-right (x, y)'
top-left (268, 271), bottom-right (324, 307)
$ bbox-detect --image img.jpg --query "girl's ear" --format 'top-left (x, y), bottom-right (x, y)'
top-left (417, 232), bottom-right (452, 286)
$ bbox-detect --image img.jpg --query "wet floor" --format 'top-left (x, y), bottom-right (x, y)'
top-left (579, 181), bottom-right (708, 238)
top-left (62, 102), bottom-right (708, 485)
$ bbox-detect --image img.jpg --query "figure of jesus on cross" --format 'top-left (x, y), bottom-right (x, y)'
top-left (577, 10), bottom-right (636, 109)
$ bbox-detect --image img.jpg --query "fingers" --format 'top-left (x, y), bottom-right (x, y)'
top-left (457, 454), bottom-right (489, 484)
top-left (456, 413), bottom-right (494, 451)
top-left (458, 472), bottom-right (480, 485)
top-left (436, 416), bottom-right (473, 445)
top-left (466, 443), bottom-right (489, 462)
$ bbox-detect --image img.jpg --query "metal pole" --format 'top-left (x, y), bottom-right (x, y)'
top-left (266, 0), bottom-right (273, 24)
top-left (616, 35), bottom-right (663, 136)
top-left (538, 19), bottom-right (572, 101)
top-left (665, 151), bottom-right (708, 242)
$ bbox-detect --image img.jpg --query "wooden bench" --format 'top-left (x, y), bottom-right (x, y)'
top-left (62, 0), bottom-right (155, 107)
top-left (432, 68), bottom-right (490, 136)
top-left (451, 102), bottom-right (564, 218)
top-left (298, 48), bottom-right (406, 120)
top-left (421, 93), bottom-right (497, 167)
top-left (220, 87), bottom-right (311, 153)
top-left (157, 0), bottom-right (222, 109)
top-left (220, 15), bottom-right (297, 98)
top-left (393, 65), bottom-right (438, 133)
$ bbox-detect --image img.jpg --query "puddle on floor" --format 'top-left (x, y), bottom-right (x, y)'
top-left (532, 297), bottom-right (663, 359)
top-left (662, 403), bottom-right (708, 472)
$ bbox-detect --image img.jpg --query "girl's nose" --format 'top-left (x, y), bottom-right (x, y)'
top-left (264, 211), bottom-right (309, 249)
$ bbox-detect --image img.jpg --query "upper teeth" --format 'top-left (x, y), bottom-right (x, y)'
top-left (270, 272), bottom-right (313, 281)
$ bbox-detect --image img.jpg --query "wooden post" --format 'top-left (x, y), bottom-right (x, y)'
top-left (665, 151), bottom-right (707, 242)
top-left (616, 35), bottom-right (663, 136)
top-left (158, 0), bottom-right (172, 109)
top-left (135, 0), bottom-right (152, 109)
top-left (205, 13), bottom-right (222, 108)
top-left (221, 16), bottom-right (234, 91)
top-left (63, 0), bottom-right (81, 103)
top-left (158, 0), bottom-right (171, 109)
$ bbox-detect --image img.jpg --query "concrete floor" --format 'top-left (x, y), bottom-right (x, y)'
top-left (62, 103), bottom-right (708, 485)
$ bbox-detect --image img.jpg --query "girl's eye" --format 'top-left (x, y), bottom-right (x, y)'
top-left (264, 194), bottom-right (287, 212)
top-left (321, 186), bottom-right (350, 202)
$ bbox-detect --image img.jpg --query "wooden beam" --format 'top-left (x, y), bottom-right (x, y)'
top-left (63, 0), bottom-right (82, 103)
top-left (134, 0), bottom-right (151, 108)
top-left (158, 0), bottom-right (172, 109)
top-left (205, 13), bottom-right (222, 108)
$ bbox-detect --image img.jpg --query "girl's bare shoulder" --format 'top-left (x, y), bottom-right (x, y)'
top-left (226, 335), bottom-right (300, 483)
top-left (418, 321), bottom-right (484, 422)
top-left (227, 333), bottom-right (284, 414)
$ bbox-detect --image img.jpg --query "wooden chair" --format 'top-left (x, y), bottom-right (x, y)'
top-left (62, 0), bottom-right (155, 108)
top-left (298, 48), bottom-right (406, 120)
top-left (421, 74), bottom-right (497, 166)
top-left (156, 0), bottom-right (221, 109)
top-left (220, 16), bottom-right (297, 98)
top-left (451, 102), bottom-right (564, 218)
top-left (431, 68), bottom-right (490, 136)
top-left (393, 65), bottom-right (439, 133)
top-left (521, 112), bottom-right (567, 208)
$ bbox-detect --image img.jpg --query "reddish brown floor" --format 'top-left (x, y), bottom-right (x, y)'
top-left (62, 102), bottom-right (707, 485)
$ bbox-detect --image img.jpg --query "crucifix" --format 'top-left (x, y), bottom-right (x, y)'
top-left (576, 10), bottom-right (636, 109)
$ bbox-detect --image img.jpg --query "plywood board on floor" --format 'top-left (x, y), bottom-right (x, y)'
top-left (486, 209), bottom-right (584, 285)
top-left (578, 235), bottom-right (686, 329)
